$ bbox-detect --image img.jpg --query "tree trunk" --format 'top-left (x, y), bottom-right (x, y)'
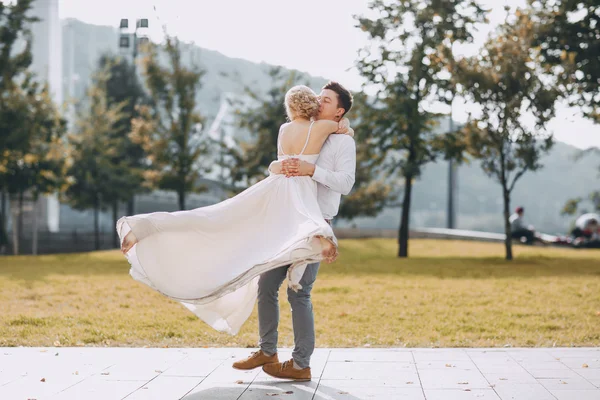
top-left (32, 195), bottom-right (39, 255)
top-left (502, 184), bottom-right (513, 261)
top-left (0, 188), bottom-right (7, 254)
top-left (398, 174), bottom-right (413, 258)
top-left (178, 190), bottom-right (186, 211)
top-left (112, 200), bottom-right (119, 249)
top-left (11, 194), bottom-right (19, 255)
top-left (11, 204), bottom-right (18, 255)
top-left (17, 190), bottom-right (24, 254)
top-left (94, 197), bottom-right (100, 251)
top-left (127, 197), bottom-right (134, 216)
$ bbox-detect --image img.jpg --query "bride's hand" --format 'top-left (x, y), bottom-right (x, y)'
top-left (335, 118), bottom-right (350, 134)
top-left (335, 118), bottom-right (354, 137)
top-left (121, 231), bottom-right (138, 254)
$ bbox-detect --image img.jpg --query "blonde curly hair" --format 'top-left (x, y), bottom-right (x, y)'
top-left (284, 85), bottom-right (319, 121)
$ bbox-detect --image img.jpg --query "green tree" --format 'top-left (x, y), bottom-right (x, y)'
top-left (338, 93), bottom-right (393, 221)
top-left (227, 67), bottom-right (299, 187)
top-left (2, 76), bottom-right (67, 254)
top-left (131, 36), bottom-right (208, 210)
top-left (355, 0), bottom-right (487, 257)
top-left (0, 0), bottom-right (38, 253)
top-left (64, 69), bottom-right (126, 250)
top-left (98, 54), bottom-right (149, 247)
top-left (531, 0), bottom-right (600, 122)
top-left (455, 10), bottom-right (559, 260)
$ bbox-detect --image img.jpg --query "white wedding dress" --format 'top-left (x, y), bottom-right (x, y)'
top-left (116, 122), bottom-right (336, 335)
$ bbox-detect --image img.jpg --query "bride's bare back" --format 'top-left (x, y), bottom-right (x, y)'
top-left (277, 119), bottom-right (341, 156)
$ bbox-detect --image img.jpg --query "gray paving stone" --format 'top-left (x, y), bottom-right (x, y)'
top-left (328, 350), bottom-right (414, 363)
top-left (124, 376), bottom-right (204, 400)
top-left (161, 357), bottom-right (223, 377)
top-left (528, 369), bottom-right (582, 379)
top-left (538, 377), bottom-right (597, 391)
top-left (549, 390), bottom-right (600, 400)
top-left (557, 356), bottom-right (600, 369)
top-left (1, 347), bottom-right (599, 399)
top-left (493, 383), bottom-right (556, 400)
top-left (424, 388), bottom-right (501, 400)
top-left (321, 360), bottom-right (416, 381)
top-left (181, 382), bottom-right (248, 399)
top-left (418, 368), bottom-right (491, 390)
top-left (52, 377), bottom-right (144, 400)
top-left (240, 381), bottom-right (317, 399)
top-left (575, 368), bottom-right (600, 380)
top-left (415, 359), bottom-right (478, 370)
top-left (413, 349), bottom-right (472, 362)
top-left (482, 372), bottom-right (538, 385)
top-left (318, 380), bottom-right (425, 399)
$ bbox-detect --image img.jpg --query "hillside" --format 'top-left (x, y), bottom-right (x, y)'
top-left (61, 19), bottom-right (600, 234)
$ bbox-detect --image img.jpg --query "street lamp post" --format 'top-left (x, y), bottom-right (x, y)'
top-left (447, 115), bottom-right (457, 230)
top-left (118, 18), bottom-right (149, 62)
top-left (446, 39), bottom-right (458, 230)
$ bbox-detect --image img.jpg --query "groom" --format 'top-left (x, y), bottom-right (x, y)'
top-left (232, 81), bottom-right (356, 381)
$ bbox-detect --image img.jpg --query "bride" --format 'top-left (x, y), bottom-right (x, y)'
top-left (116, 85), bottom-right (353, 334)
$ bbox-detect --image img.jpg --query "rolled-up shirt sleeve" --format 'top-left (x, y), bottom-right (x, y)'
top-left (311, 137), bottom-right (356, 195)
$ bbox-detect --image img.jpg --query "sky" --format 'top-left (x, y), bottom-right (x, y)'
top-left (58, 0), bottom-right (600, 150)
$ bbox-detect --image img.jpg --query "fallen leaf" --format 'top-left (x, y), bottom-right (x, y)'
top-left (101, 372), bottom-right (110, 376)
top-left (154, 370), bottom-right (162, 373)
top-left (445, 363), bottom-right (455, 367)
top-left (406, 381), bottom-right (414, 384)
top-left (73, 371), bottom-right (79, 375)
top-left (39, 350), bottom-right (47, 353)
top-left (40, 378), bottom-right (46, 382)
top-left (560, 380), bottom-right (567, 385)
top-left (583, 364), bottom-right (589, 368)
top-left (458, 381), bottom-right (469, 384)
top-left (338, 392), bottom-right (349, 395)
top-left (500, 378), bottom-right (508, 380)
top-left (464, 389), bottom-right (471, 391)
top-left (235, 380), bottom-right (244, 384)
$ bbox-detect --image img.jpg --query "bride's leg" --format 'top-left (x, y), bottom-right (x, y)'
top-left (121, 231), bottom-right (138, 254)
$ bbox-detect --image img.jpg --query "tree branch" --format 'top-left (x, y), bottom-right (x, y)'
top-left (508, 166), bottom-right (528, 193)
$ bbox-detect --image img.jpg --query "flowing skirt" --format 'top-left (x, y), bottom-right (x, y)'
top-left (116, 174), bottom-right (336, 334)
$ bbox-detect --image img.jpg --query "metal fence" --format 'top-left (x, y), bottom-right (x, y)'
top-left (2, 231), bottom-right (118, 255)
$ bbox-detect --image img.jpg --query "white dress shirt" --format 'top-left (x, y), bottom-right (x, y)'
top-left (311, 135), bottom-right (356, 219)
top-left (270, 134), bottom-right (356, 220)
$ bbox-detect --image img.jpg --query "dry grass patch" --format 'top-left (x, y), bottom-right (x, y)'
top-left (1, 239), bottom-right (599, 348)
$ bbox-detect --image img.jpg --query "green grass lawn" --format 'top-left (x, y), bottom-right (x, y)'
top-left (1, 239), bottom-right (599, 348)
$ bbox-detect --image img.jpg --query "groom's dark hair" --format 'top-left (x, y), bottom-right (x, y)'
top-left (322, 81), bottom-right (353, 117)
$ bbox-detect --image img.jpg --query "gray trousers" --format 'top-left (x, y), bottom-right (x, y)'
top-left (257, 262), bottom-right (320, 369)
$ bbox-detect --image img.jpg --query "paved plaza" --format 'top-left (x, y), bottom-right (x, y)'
top-left (1, 347), bottom-right (599, 399)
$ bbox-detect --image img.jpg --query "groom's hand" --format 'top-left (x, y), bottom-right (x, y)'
top-left (281, 158), bottom-right (316, 177)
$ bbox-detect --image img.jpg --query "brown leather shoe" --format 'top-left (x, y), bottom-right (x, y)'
top-left (262, 358), bottom-right (311, 381)
top-left (232, 350), bottom-right (279, 370)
